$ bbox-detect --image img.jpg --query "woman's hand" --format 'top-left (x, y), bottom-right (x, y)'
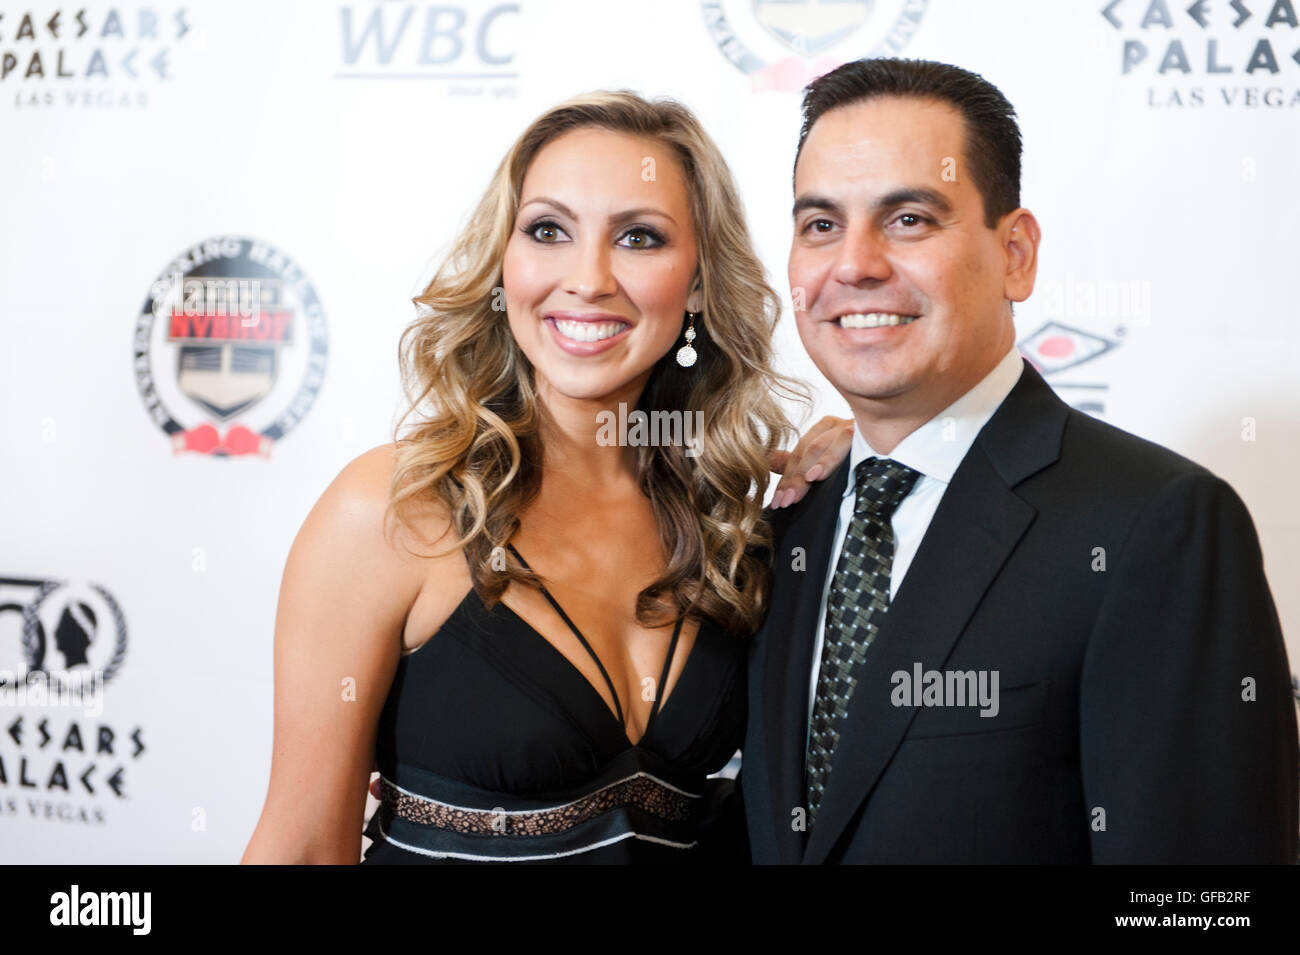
top-left (769, 415), bottom-right (853, 509)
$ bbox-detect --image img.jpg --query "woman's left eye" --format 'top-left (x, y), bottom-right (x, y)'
top-left (618, 227), bottom-right (665, 249)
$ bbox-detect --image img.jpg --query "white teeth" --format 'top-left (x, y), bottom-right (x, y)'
top-left (553, 319), bottom-right (628, 343)
top-left (837, 312), bottom-right (920, 328)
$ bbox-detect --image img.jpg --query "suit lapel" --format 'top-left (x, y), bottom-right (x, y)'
top-left (800, 360), bottom-right (1068, 864)
top-left (761, 455), bottom-right (851, 864)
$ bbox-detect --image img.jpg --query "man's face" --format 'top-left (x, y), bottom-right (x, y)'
top-left (789, 95), bottom-right (1026, 416)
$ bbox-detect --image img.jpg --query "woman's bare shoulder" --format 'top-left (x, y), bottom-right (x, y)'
top-left (324, 441), bottom-right (456, 555)
top-left (333, 440), bottom-right (470, 601)
top-left (331, 442), bottom-right (472, 653)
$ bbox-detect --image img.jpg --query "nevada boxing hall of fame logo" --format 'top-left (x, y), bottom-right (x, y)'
top-left (699, 0), bottom-right (929, 92)
top-left (133, 235), bottom-right (328, 458)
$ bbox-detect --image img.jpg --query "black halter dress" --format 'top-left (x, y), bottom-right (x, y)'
top-left (361, 544), bottom-right (747, 863)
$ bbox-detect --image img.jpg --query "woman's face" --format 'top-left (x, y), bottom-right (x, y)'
top-left (502, 127), bottom-right (702, 404)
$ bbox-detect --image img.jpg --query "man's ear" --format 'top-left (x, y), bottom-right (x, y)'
top-left (1002, 209), bottom-right (1040, 303)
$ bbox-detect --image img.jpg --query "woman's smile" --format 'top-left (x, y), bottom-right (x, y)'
top-left (543, 311), bottom-right (633, 356)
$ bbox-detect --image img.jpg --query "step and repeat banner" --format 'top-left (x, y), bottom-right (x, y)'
top-left (1, 0), bottom-right (1297, 863)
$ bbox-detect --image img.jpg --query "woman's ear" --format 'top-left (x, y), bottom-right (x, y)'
top-left (686, 274), bottom-right (704, 313)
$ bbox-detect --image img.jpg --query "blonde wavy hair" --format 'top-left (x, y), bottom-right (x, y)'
top-left (386, 89), bottom-right (808, 636)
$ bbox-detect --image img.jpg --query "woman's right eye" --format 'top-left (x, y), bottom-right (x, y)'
top-left (523, 219), bottom-right (567, 243)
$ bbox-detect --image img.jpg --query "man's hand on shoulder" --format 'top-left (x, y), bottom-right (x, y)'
top-left (769, 415), bottom-right (853, 510)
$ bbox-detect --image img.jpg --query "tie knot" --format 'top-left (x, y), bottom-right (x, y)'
top-left (852, 457), bottom-right (921, 516)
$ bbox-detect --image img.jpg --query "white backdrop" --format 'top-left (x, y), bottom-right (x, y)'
top-left (2, 0), bottom-right (1296, 863)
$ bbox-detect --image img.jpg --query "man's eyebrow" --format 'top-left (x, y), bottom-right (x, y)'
top-left (791, 187), bottom-right (954, 219)
top-left (874, 187), bottom-right (953, 217)
top-left (792, 194), bottom-right (843, 219)
top-left (519, 196), bottom-right (677, 226)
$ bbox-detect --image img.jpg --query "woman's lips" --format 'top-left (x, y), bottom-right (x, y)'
top-left (543, 316), bottom-right (632, 356)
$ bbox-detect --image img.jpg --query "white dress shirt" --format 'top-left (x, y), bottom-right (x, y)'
top-left (805, 345), bottom-right (1026, 738)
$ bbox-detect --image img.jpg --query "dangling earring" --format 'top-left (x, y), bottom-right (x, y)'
top-left (676, 311), bottom-right (699, 368)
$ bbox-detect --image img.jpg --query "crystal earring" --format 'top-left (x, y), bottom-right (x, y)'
top-left (676, 312), bottom-right (699, 368)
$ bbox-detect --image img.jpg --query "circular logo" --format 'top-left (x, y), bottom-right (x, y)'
top-left (700, 0), bottom-right (930, 92)
top-left (0, 579), bottom-right (128, 692)
top-left (134, 235), bottom-right (328, 457)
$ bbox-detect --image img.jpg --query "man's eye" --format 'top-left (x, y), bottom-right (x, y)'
top-left (895, 213), bottom-right (932, 228)
top-left (804, 219), bottom-right (834, 234)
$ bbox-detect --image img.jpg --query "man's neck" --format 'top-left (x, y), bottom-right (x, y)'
top-left (849, 342), bottom-right (1015, 456)
top-left (849, 412), bottom-right (922, 457)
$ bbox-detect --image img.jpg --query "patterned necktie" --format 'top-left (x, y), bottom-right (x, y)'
top-left (805, 456), bottom-right (922, 825)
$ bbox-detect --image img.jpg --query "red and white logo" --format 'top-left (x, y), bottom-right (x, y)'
top-left (133, 236), bottom-right (328, 457)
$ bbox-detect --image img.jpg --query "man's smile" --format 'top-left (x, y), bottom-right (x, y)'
top-left (835, 311), bottom-right (921, 328)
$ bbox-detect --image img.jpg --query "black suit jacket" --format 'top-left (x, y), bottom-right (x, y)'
top-left (738, 359), bottom-right (1299, 863)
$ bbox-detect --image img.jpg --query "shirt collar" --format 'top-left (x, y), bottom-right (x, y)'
top-left (844, 344), bottom-right (1025, 496)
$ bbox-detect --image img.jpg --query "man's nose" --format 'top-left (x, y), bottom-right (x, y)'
top-left (835, 225), bottom-right (892, 285)
top-left (564, 240), bottom-right (618, 301)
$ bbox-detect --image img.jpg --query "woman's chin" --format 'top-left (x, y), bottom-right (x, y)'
top-left (532, 366), bottom-right (658, 409)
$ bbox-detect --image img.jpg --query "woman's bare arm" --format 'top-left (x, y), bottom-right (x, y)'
top-left (241, 444), bottom-right (427, 864)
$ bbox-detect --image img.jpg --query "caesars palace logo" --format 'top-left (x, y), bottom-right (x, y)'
top-left (2, 6), bottom-right (192, 110)
top-left (1, 575), bottom-right (143, 826)
top-left (1101, 0), bottom-right (1300, 107)
top-left (700, 0), bottom-right (929, 92)
top-left (134, 235), bottom-right (328, 458)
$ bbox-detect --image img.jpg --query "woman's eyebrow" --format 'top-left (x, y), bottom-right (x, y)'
top-left (519, 196), bottom-right (677, 226)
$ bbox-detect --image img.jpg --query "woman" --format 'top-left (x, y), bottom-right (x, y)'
top-left (241, 90), bottom-right (824, 864)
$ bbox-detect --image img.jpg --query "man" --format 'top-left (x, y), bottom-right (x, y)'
top-left (739, 58), bottom-right (1299, 863)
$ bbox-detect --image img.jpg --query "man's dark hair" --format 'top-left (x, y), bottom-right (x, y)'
top-left (794, 58), bottom-right (1022, 229)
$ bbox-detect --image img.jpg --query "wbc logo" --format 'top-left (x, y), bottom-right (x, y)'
top-left (133, 235), bottom-right (328, 457)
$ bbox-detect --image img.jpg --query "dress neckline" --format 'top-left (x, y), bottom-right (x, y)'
top-left (503, 542), bottom-right (689, 749)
